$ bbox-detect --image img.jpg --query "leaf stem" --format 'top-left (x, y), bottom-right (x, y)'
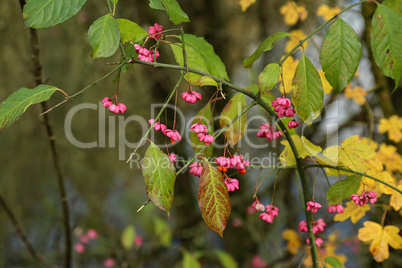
top-left (305, 164), bottom-right (402, 195)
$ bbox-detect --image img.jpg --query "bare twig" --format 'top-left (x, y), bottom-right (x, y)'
top-left (0, 194), bottom-right (57, 268)
top-left (30, 27), bottom-right (72, 268)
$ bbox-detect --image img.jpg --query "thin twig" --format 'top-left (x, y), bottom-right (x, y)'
top-left (29, 27), bottom-right (72, 268)
top-left (0, 194), bottom-right (57, 268)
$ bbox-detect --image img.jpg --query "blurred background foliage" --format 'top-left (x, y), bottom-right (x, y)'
top-left (0, 0), bottom-right (401, 267)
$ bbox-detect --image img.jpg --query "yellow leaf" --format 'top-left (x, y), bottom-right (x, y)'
top-left (339, 135), bottom-right (376, 173)
top-left (279, 1), bottom-right (299, 25)
top-left (390, 184), bottom-right (402, 211)
top-left (344, 85), bottom-right (367, 105)
top-left (279, 1), bottom-right (308, 26)
top-left (285, 29), bottom-right (308, 53)
top-left (282, 229), bottom-right (301, 254)
top-left (320, 135), bottom-right (376, 176)
top-left (378, 115), bottom-right (402, 143)
top-left (376, 144), bottom-right (402, 172)
top-left (379, 171), bottom-right (396, 195)
top-left (361, 137), bottom-right (379, 151)
top-left (318, 70), bottom-right (333, 94)
top-left (279, 55), bottom-right (299, 94)
top-left (358, 221), bottom-right (402, 262)
top-left (239, 0), bottom-right (257, 12)
top-left (316, 4), bottom-right (341, 21)
top-left (297, 5), bottom-right (308, 22)
top-left (280, 135), bottom-right (322, 166)
top-left (334, 200), bottom-right (370, 223)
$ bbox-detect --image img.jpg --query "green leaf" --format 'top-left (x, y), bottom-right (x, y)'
top-left (88, 14), bottom-right (121, 58)
top-left (117, 19), bottom-right (148, 44)
top-left (219, 93), bottom-right (247, 147)
top-left (257, 63), bottom-right (281, 92)
top-left (324, 256), bottom-right (342, 268)
top-left (371, 4), bottom-right (402, 91)
top-left (326, 175), bottom-right (361, 205)
top-left (23, 0), bottom-right (87, 29)
top-left (149, 0), bottom-right (190, 24)
top-left (291, 53), bottom-right (323, 126)
top-left (153, 217), bottom-right (172, 247)
top-left (243, 32), bottom-right (290, 68)
top-left (121, 225), bottom-right (136, 250)
top-left (198, 76), bottom-right (218, 87)
top-left (170, 34), bottom-right (229, 85)
top-left (190, 104), bottom-right (214, 158)
top-left (198, 161), bottom-right (231, 237)
top-left (214, 250), bottom-right (238, 268)
top-left (0, 85), bottom-right (59, 133)
top-left (142, 141), bottom-right (176, 213)
top-left (111, 0), bottom-right (119, 5)
top-left (320, 18), bottom-right (362, 93)
top-left (383, 0), bottom-right (402, 16)
top-left (280, 135), bottom-right (322, 166)
top-left (182, 249), bottom-right (201, 268)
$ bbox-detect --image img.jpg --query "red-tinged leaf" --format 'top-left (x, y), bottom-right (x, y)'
top-left (291, 53), bottom-right (324, 125)
top-left (258, 63), bottom-right (281, 92)
top-left (219, 93), bottom-right (247, 147)
top-left (320, 18), bottom-right (362, 93)
top-left (371, 4), bottom-right (402, 91)
top-left (142, 141), bottom-right (176, 213)
top-left (190, 104), bottom-right (214, 158)
top-left (198, 161), bottom-right (231, 237)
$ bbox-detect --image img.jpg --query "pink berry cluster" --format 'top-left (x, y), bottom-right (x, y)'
top-left (182, 91), bottom-right (202, 104)
top-left (189, 162), bottom-right (203, 177)
top-left (224, 177), bottom-right (239, 192)
top-left (256, 123), bottom-right (283, 141)
top-left (215, 154), bottom-right (250, 174)
top-left (168, 153), bottom-right (177, 163)
top-left (299, 218), bottom-right (326, 247)
top-left (74, 228), bottom-right (99, 254)
top-left (252, 201), bottom-right (279, 224)
top-left (133, 23), bottom-right (163, 62)
top-left (134, 44), bottom-right (160, 62)
top-left (351, 191), bottom-right (377, 206)
top-left (272, 97), bottom-right (299, 129)
top-left (148, 23), bottom-right (164, 40)
top-left (148, 119), bottom-right (182, 144)
top-left (328, 204), bottom-right (344, 214)
top-left (306, 201), bottom-right (321, 213)
top-left (102, 97), bottom-right (127, 114)
top-left (191, 123), bottom-right (214, 146)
